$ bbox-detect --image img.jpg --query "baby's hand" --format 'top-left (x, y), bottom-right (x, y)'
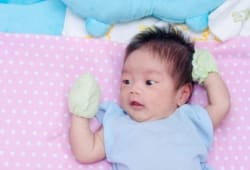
top-left (192, 49), bottom-right (218, 84)
top-left (68, 73), bottom-right (101, 118)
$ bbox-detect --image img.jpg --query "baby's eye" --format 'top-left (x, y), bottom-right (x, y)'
top-left (122, 79), bottom-right (131, 85)
top-left (145, 80), bottom-right (157, 86)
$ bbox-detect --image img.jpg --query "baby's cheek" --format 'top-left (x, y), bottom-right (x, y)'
top-left (119, 94), bottom-right (127, 108)
top-left (149, 93), bottom-right (162, 103)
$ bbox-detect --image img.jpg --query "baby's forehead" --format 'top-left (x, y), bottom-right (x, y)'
top-left (122, 67), bottom-right (164, 75)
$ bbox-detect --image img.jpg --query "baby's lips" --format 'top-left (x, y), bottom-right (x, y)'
top-left (130, 101), bottom-right (143, 106)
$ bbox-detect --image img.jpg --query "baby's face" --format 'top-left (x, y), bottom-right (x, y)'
top-left (120, 49), bottom-right (180, 122)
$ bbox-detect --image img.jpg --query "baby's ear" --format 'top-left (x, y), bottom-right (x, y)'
top-left (176, 83), bottom-right (193, 106)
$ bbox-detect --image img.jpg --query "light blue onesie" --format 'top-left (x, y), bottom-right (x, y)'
top-left (96, 102), bottom-right (213, 170)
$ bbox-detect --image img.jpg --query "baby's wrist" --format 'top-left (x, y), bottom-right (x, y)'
top-left (192, 49), bottom-right (218, 84)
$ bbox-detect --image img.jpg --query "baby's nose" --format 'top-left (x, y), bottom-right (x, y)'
top-left (129, 83), bottom-right (141, 94)
top-left (130, 90), bottom-right (138, 94)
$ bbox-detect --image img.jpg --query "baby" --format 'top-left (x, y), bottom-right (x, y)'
top-left (68, 26), bottom-right (230, 170)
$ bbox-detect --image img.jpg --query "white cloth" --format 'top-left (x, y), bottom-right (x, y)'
top-left (209, 0), bottom-right (250, 41)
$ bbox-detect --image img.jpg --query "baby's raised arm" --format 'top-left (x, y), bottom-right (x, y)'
top-left (68, 74), bottom-right (105, 163)
top-left (192, 49), bottom-right (230, 128)
top-left (203, 73), bottom-right (230, 128)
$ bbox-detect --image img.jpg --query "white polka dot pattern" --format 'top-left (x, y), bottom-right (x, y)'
top-left (0, 33), bottom-right (249, 169)
top-left (192, 39), bottom-right (250, 170)
top-left (0, 33), bottom-right (125, 170)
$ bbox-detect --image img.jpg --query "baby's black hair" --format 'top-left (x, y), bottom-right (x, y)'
top-left (125, 25), bottom-right (194, 89)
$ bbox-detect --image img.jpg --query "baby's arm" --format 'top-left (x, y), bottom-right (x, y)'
top-left (70, 116), bottom-right (105, 163)
top-left (203, 73), bottom-right (230, 128)
top-left (68, 74), bottom-right (105, 163)
top-left (192, 49), bottom-right (230, 128)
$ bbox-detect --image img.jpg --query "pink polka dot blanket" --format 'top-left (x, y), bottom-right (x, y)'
top-left (0, 33), bottom-right (249, 170)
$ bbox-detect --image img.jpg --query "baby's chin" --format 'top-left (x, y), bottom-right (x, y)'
top-left (122, 104), bottom-right (168, 122)
top-left (124, 110), bottom-right (146, 122)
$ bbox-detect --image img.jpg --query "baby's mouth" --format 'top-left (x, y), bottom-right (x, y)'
top-left (130, 101), bottom-right (144, 108)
